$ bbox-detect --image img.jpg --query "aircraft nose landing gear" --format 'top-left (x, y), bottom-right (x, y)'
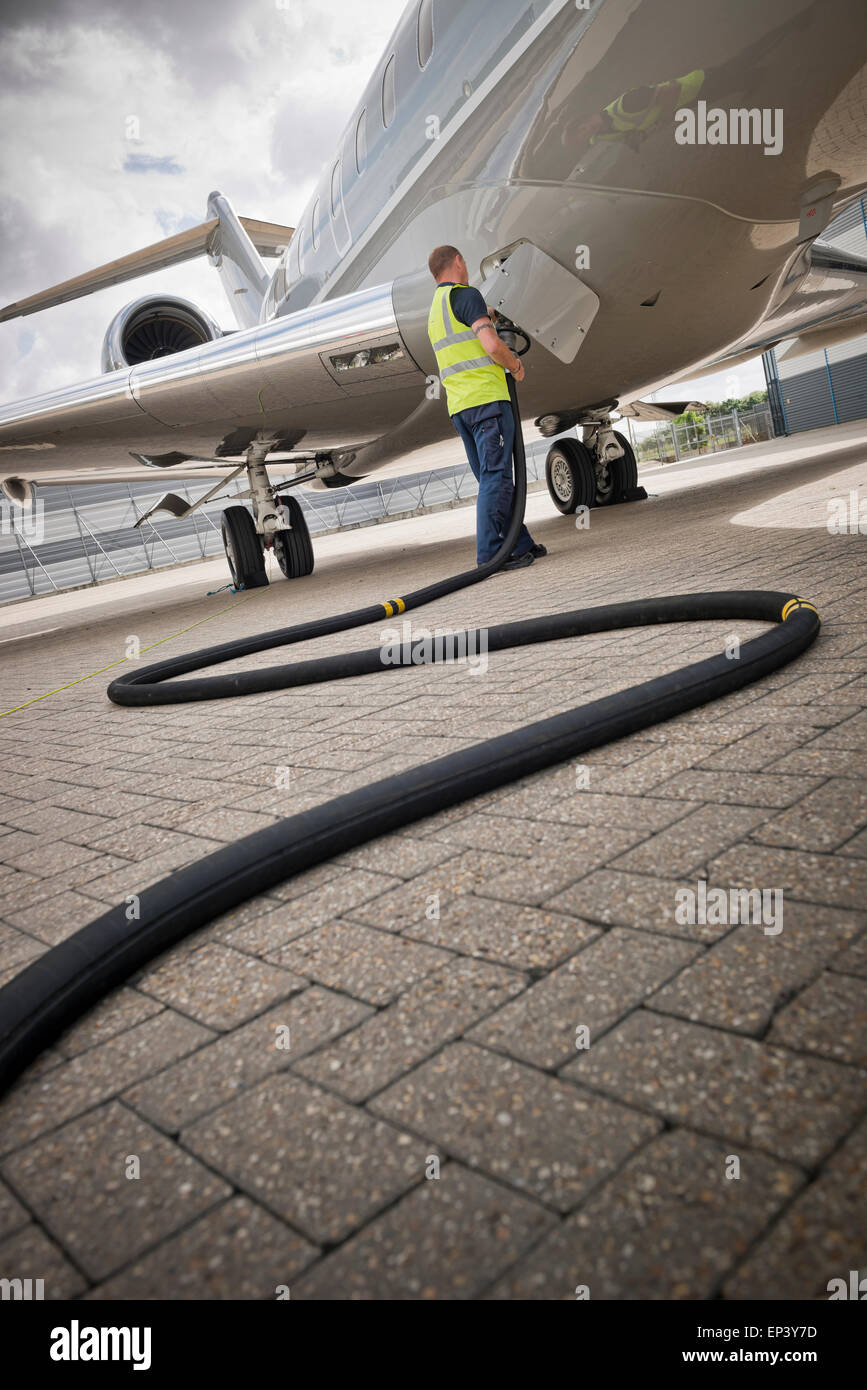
top-left (221, 506), bottom-right (268, 589)
top-left (272, 495), bottom-right (315, 579)
top-left (220, 445), bottom-right (315, 587)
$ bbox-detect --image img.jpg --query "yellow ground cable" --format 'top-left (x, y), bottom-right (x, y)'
top-left (0, 589), bottom-right (259, 718)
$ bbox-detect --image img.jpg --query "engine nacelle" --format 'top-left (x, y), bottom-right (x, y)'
top-left (101, 295), bottom-right (222, 373)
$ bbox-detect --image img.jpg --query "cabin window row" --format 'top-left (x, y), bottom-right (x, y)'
top-left (298, 1), bottom-right (435, 275)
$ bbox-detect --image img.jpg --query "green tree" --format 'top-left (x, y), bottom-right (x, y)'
top-left (701, 389), bottom-right (768, 419)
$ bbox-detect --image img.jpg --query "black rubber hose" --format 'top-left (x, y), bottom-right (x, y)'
top-left (107, 376), bottom-right (529, 707)
top-left (0, 372), bottom-right (821, 1096)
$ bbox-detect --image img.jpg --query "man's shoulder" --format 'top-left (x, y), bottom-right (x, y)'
top-left (451, 284), bottom-right (490, 327)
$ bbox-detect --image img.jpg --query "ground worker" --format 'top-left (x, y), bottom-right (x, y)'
top-left (427, 245), bottom-right (545, 571)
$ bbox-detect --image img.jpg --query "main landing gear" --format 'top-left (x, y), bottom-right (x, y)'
top-left (544, 414), bottom-right (645, 516)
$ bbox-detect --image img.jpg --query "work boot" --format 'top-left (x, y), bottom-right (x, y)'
top-left (499, 551), bottom-right (535, 571)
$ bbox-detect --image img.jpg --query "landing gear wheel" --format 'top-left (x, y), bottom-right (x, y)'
top-left (593, 455), bottom-right (617, 507)
top-left (272, 496), bottom-right (314, 579)
top-left (545, 437), bottom-right (596, 515)
top-left (586, 428), bottom-right (639, 511)
top-left (605, 433), bottom-right (639, 505)
top-left (221, 506), bottom-right (268, 589)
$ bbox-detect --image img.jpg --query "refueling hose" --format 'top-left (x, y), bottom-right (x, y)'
top-left (0, 365), bottom-right (820, 1096)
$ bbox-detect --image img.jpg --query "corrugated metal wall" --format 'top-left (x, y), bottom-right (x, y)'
top-left (763, 201), bottom-right (867, 434)
top-left (826, 335), bottom-right (867, 421)
top-left (811, 198), bottom-right (867, 258)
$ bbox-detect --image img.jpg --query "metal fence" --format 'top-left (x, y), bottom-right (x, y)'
top-left (0, 443), bottom-right (549, 605)
top-left (0, 405), bottom-right (776, 606)
top-left (0, 406), bottom-right (775, 606)
top-left (631, 406), bottom-right (774, 464)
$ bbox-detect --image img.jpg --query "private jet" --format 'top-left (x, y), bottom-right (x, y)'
top-left (2, 0), bottom-right (867, 589)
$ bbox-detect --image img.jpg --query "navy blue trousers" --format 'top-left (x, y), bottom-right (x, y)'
top-left (452, 404), bottom-right (534, 564)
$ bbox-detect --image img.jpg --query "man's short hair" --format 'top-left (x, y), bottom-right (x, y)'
top-left (428, 244), bottom-right (461, 280)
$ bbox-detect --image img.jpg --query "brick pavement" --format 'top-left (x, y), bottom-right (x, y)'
top-left (0, 423), bottom-right (866, 1299)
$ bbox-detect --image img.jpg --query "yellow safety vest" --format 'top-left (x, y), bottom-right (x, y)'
top-left (592, 69), bottom-right (705, 142)
top-left (427, 283), bottom-right (511, 416)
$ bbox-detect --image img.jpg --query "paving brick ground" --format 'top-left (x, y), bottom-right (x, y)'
top-left (1, 423), bottom-right (866, 1299)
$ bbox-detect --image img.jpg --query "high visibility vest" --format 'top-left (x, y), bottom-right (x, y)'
top-left (593, 69), bottom-right (705, 142)
top-left (427, 283), bottom-right (511, 416)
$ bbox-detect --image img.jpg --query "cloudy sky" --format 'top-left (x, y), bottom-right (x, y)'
top-left (0, 0), bottom-right (764, 408)
top-left (0, 0), bottom-right (406, 399)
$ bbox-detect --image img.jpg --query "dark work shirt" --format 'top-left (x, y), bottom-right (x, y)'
top-left (438, 282), bottom-right (504, 427)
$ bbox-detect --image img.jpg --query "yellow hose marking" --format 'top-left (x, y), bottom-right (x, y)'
top-left (782, 598), bottom-right (818, 621)
top-left (0, 592), bottom-right (258, 718)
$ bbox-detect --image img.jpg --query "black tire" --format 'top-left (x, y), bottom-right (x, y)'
top-left (221, 506), bottom-right (268, 589)
top-left (580, 430), bottom-right (641, 507)
top-left (272, 496), bottom-right (315, 579)
top-left (605, 433), bottom-right (639, 505)
top-left (545, 437), bottom-right (596, 515)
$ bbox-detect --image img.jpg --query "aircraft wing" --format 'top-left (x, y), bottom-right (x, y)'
top-left (0, 278), bottom-right (431, 491)
top-left (617, 399), bottom-right (707, 422)
top-left (0, 217), bottom-right (295, 323)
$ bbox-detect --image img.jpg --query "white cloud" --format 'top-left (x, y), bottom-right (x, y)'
top-left (669, 358), bottom-right (769, 404)
top-left (0, 0), bottom-right (405, 399)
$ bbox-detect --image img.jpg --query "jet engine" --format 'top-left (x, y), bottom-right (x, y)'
top-left (101, 295), bottom-right (223, 372)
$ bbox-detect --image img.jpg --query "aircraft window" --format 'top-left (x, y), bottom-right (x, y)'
top-left (355, 109), bottom-right (367, 174)
top-left (331, 161), bottom-right (341, 217)
top-left (382, 54), bottom-right (396, 127)
top-left (311, 197), bottom-right (320, 251)
top-left (417, 0), bottom-right (434, 68)
top-left (270, 263), bottom-right (287, 310)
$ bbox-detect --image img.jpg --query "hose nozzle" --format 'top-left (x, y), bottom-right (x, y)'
top-left (492, 312), bottom-right (531, 357)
